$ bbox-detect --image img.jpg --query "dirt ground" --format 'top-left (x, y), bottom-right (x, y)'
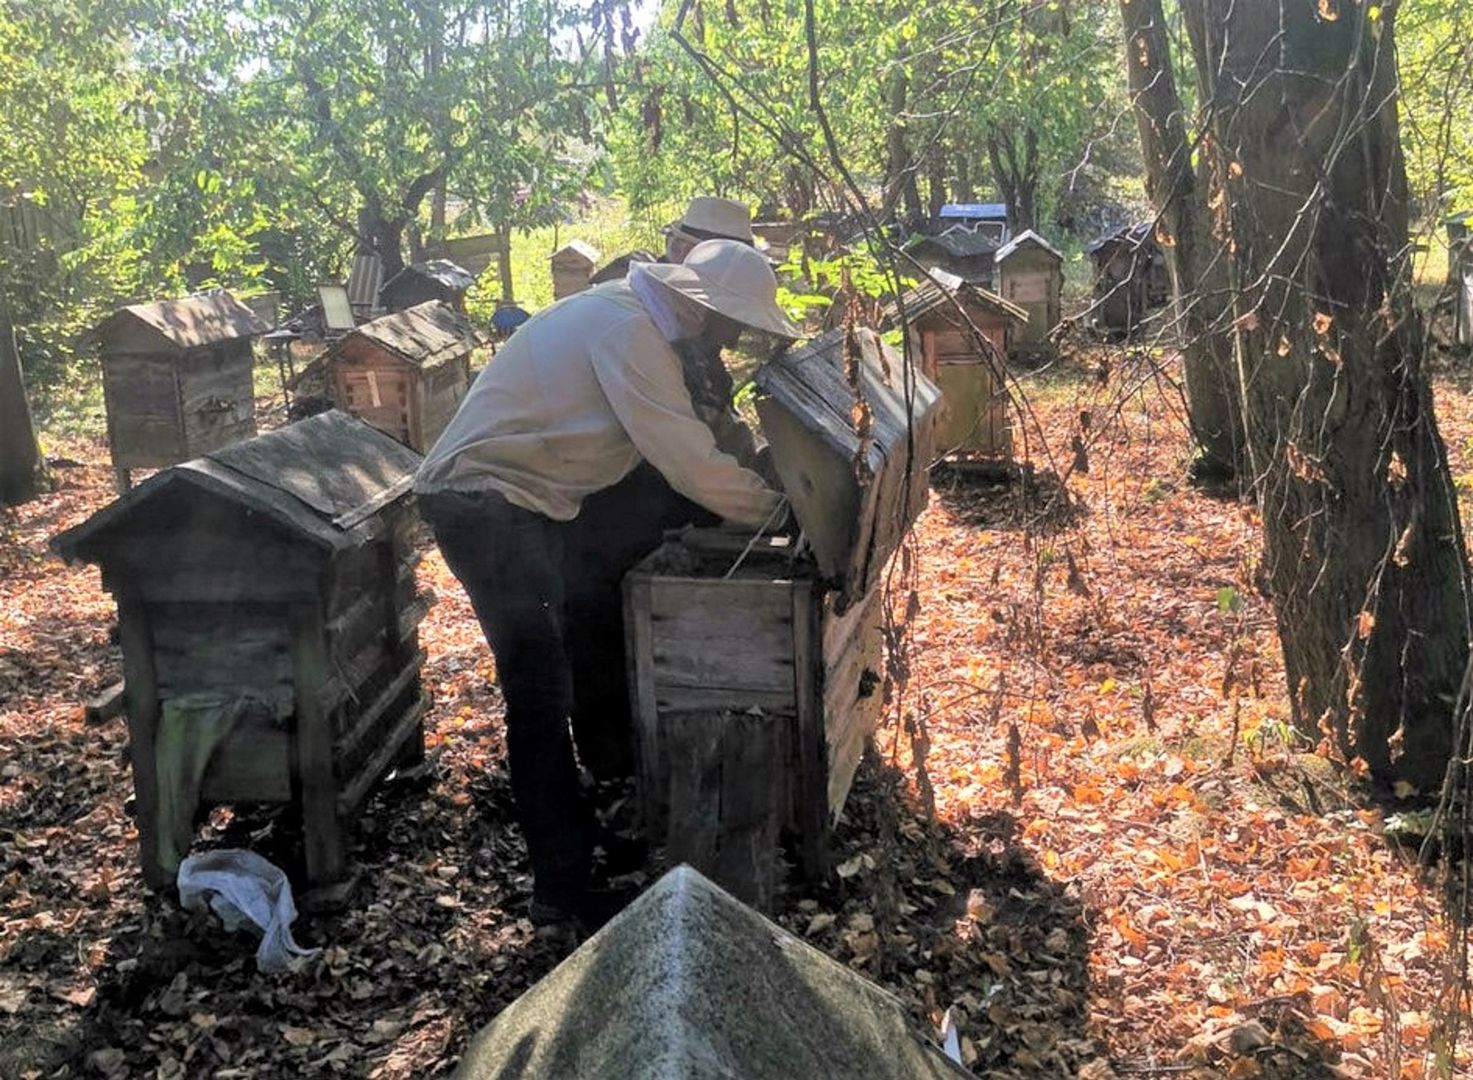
top-left (2, 347), bottom-right (1471, 1078)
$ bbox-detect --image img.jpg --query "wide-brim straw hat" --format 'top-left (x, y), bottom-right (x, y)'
top-left (664, 195), bottom-right (755, 245)
top-left (640, 239), bottom-right (800, 340)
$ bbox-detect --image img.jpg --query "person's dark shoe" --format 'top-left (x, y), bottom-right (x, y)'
top-left (529, 896), bottom-right (584, 951)
top-left (593, 832), bottom-right (649, 879)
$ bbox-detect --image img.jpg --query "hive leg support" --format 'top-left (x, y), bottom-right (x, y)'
top-left (290, 603), bottom-right (351, 911)
top-left (117, 591), bottom-right (170, 891)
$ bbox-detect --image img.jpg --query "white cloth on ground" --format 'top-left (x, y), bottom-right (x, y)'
top-left (177, 849), bottom-right (322, 973)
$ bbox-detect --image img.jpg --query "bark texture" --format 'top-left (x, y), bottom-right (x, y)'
top-left (1181, 0), bottom-right (1470, 790)
top-left (1119, 0), bottom-right (1239, 475)
top-left (0, 296), bottom-right (47, 506)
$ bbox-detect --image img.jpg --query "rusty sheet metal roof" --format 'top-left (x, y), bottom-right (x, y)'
top-left (337, 300), bottom-right (484, 368)
top-left (101, 292), bottom-right (270, 349)
top-left (881, 270), bottom-right (1027, 326)
top-left (51, 411), bottom-right (421, 562)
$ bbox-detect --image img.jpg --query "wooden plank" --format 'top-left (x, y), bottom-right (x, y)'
top-left (117, 591), bottom-right (170, 890)
top-left (791, 582), bottom-right (829, 878)
top-left (289, 602), bottom-right (345, 889)
top-left (662, 712), bottom-right (725, 880)
top-left (821, 590), bottom-right (885, 821)
top-left (655, 686), bottom-right (795, 714)
top-left (336, 693), bottom-right (429, 816)
top-left (334, 649), bottom-right (426, 761)
top-left (200, 723), bottom-right (292, 802)
top-left (714, 710), bottom-right (786, 909)
top-left (624, 576), bottom-right (666, 834)
top-left (648, 578), bottom-right (795, 692)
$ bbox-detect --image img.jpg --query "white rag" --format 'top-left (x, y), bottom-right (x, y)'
top-left (177, 849), bottom-right (322, 972)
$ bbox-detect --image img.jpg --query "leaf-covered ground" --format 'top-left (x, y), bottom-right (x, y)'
top-left (2, 357), bottom-right (1471, 1078)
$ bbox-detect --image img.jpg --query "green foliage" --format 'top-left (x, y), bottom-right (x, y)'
top-left (608, 1), bottom-right (1127, 231)
top-left (1398, 0), bottom-right (1473, 218)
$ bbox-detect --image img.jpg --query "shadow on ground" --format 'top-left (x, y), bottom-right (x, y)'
top-left (929, 461), bottom-right (1086, 535)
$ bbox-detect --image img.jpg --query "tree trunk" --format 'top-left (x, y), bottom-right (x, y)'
top-left (955, 153), bottom-right (975, 204)
top-left (882, 45), bottom-right (922, 222)
top-left (1119, 0), bottom-right (1239, 477)
top-left (0, 295), bottom-right (47, 506)
top-left (497, 227), bottom-right (514, 301)
top-left (1182, 0), bottom-right (1470, 791)
top-left (987, 128), bottom-right (1039, 234)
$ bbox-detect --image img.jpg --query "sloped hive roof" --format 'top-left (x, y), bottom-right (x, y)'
top-left (1085, 221), bottom-right (1155, 256)
top-left (881, 270), bottom-right (1027, 326)
top-left (99, 292), bottom-right (270, 350)
top-left (550, 239), bottom-right (601, 267)
top-left (453, 866), bottom-right (969, 1080)
top-left (906, 227), bottom-right (999, 259)
top-left (995, 228), bottom-right (1064, 264)
top-left (383, 258), bottom-right (477, 294)
top-left (335, 300), bottom-right (484, 369)
top-left (52, 410), bottom-right (421, 562)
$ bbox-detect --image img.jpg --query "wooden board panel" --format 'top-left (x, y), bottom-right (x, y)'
top-left (821, 589), bottom-right (885, 820)
top-left (933, 363), bottom-right (1011, 458)
top-left (103, 354), bottom-right (184, 468)
top-left (200, 723), bottom-right (292, 802)
top-left (150, 602), bottom-right (295, 718)
top-left (335, 366), bottom-right (414, 447)
top-left (178, 343), bottom-right (256, 455)
top-left (646, 577), bottom-right (795, 694)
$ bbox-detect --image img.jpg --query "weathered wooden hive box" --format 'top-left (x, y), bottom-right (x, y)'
top-left (624, 328), bottom-right (939, 902)
top-left (995, 229), bottom-right (1064, 356)
top-left (52, 411), bottom-right (430, 905)
top-left (1086, 223), bottom-right (1169, 336)
top-left (323, 300), bottom-right (480, 453)
top-left (885, 271), bottom-right (1024, 458)
top-left (97, 292), bottom-right (269, 491)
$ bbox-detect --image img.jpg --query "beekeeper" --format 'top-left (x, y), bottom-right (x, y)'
top-left (415, 240), bottom-right (798, 933)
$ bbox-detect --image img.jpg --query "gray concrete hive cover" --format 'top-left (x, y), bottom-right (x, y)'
top-left (454, 865), bottom-right (970, 1080)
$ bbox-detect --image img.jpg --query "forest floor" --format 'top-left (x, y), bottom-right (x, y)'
top-left (3, 344), bottom-right (1473, 1079)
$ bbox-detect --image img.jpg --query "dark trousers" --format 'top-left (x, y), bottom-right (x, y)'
top-left (419, 465), bottom-right (708, 905)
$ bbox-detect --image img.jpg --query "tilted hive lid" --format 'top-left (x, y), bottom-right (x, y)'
top-left (754, 327), bottom-right (940, 608)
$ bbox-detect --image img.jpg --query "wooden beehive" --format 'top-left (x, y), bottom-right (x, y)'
top-left (625, 328), bottom-right (939, 904)
top-left (884, 271), bottom-right (1025, 458)
top-left (51, 411), bottom-right (431, 906)
top-left (995, 229), bottom-right (1064, 356)
top-left (97, 292), bottom-right (268, 492)
top-left (323, 300), bottom-right (480, 452)
top-left (379, 259), bottom-right (476, 313)
top-left (551, 240), bottom-right (600, 299)
top-left (1086, 223), bottom-right (1169, 336)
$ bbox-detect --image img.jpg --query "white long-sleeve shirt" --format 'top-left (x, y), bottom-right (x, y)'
top-left (415, 280), bottom-right (782, 527)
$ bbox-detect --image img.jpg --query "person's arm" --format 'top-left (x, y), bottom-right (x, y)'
top-left (590, 318), bottom-right (783, 528)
